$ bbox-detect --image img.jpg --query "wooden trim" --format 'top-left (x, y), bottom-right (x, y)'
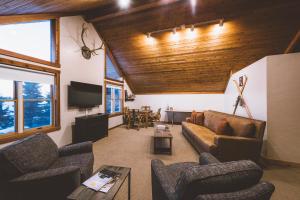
top-left (0, 126), bottom-right (60, 145)
top-left (87, 0), bottom-right (179, 23)
top-left (0, 57), bottom-right (60, 74)
top-left (105, 79), bottom-right (124, 86)
top-left (0, 18), bottom-right (60, 68)
top-left (108, 112), bottom-right (123, 118)
top-left (0, 49), bottom-right (60, 68)
top-left (261, 156), bottom-right (300, 168)
top-left (285, 30), bottom-right (300, 54)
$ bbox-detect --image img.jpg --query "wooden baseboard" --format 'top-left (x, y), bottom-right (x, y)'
top-left (261, 156), bottom-right (300, 168)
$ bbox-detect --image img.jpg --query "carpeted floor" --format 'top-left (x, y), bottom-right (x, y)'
top-left (92, 125), bottom-right (300, 200)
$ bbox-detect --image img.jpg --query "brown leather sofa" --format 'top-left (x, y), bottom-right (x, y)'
top-left (182, 110), bottom-right (266, 162)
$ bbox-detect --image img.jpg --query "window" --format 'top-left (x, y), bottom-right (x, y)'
top-left (105, 83), bottom-right (123, 115)
top-left (105, 54), bottom-right (123, 82)
top-left (0, 64), bottom-right (60, 143)
top-left (0, 80), bottom-right (16, 135)
top-left (0, 19), bottom-right (59, 67)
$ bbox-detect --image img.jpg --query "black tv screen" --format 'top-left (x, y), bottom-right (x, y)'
top-left (68, 81), bottom-right (102, 108)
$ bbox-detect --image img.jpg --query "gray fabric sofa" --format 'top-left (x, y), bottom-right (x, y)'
top-left (0, 133), bottom-right (94, 200)
top-left (151, 153), bottom-right (274, 200)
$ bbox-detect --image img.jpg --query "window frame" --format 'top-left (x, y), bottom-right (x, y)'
top-left (0, 57), bottom-right (61, 144)
top-left (104, 80), bottom-right (124, 118)
top-left (0, 18), bottom-right (60, 68)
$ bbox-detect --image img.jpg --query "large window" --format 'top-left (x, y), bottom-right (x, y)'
top-left (105, 84), bottom-right (123, 115)
top-left (0, 64), bottom-right (59, 142)
top-left (0, 19), bottom-right (59, 67)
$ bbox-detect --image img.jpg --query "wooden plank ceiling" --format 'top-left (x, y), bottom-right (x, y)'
top-left (1, 0), bottom-right (300, 94)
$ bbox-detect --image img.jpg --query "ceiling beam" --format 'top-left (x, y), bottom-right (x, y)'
top-left (285, 30), bottom-right (300, 53)
top-left (86, 0), bottom-right (179, 23)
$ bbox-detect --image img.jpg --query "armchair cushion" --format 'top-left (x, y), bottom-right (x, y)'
top-left (58, 141), bottom-right (93, 157)
top-left (195, 181), bottom-right (275, 200)
top-left (175, 160), bottom-right (263, 200)
top-left (0, 134), bottom-right (58, 178)
top-left (50, 153), bottom-right (94, 182)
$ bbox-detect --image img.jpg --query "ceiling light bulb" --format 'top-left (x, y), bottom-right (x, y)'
top-left (118, 0), bottom-right (130, 9)
top-left (147, 33), bottom-right (151, 38)
top-left (219, 19), bottom-right (224, 27)
top-left (181, 24), bottom-right (186, 30)
top-left (172, 28), bottom-right (177, 35)
top-left (191, 25), bottom-right (195, 32)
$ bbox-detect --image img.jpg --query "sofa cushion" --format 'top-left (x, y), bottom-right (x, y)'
top-left (1, 134), bottom-right (58, 175)
top-left (50, 153), bottom-right (94, 182)
top-left (231, 120), bottom-right (256, 138)
top-left (191, 111), bottom-right (197, 124)
top-left (195, 112), bottom-right (204, 126)
top-left (182, 122), bottom-right (216, 152)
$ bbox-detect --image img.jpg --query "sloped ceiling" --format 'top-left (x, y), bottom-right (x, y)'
top-left (0, 0), bottom-right (300, 94)
top-left (86, 0), bottom-right (300, 94)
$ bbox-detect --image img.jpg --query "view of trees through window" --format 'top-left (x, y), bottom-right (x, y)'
top-left (0, 79), bottom-right (52, 135)
top-left (23, 82), bottom-right (52, 130)
top-left (0, 79), bottom-right (15, 134)
top-left (106, 85), bottom-right (122, 114)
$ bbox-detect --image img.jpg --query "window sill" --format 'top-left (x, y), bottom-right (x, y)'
top-left (0, 126), bottom-right (61, 145)
top-left (109, 112), bottom-right (123, 118)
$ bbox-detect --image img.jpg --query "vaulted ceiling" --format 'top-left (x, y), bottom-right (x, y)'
top-left (1, 0), bottom-right (300, 94)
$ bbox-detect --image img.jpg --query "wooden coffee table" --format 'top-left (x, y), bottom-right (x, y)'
top-left (153, 129), bottom-right (173, 155)
top-left (67, 165), bottom-right (131, 200)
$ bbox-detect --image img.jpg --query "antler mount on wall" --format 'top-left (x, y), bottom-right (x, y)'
top-left (81, 23), bottom-right (104, 60)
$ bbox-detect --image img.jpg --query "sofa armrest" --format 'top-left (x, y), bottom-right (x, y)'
top-left (194, 181), bottom-right (275, 200)
top-left (186, 117), bottom-right (192, 123)
top-left (59, 141), bottom-right (93, 157)
top-left (199, 152), bottom-right (221, 165)
top-left (9, 166), bottom-right (81, 200)
top-left (151, 159), bottom-right (177, 200)
top-left (214, 135), bottom-right (262, 162)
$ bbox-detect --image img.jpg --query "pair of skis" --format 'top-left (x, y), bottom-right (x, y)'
top-left (233, 75), bottom-right (253, 119)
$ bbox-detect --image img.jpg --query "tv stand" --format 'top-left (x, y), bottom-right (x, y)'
top-left (73, 113), bottom-right (109, 143)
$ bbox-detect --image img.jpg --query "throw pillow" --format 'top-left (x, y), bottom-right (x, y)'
top-left (212, 118), bottom-right (232, 135)
top-left (191, 111), bottom-right (197, 124)
top-left (234, 121), bottom-right (256, 138)
top-left (195, 112), bottom-right (204, 126)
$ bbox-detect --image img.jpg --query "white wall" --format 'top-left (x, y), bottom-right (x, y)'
top-left (126, 94), bottom-right (224, 121)
top-left (266, 53), bottom-right (300, 163)
top-left (224, 57), bottom-right (267, 121)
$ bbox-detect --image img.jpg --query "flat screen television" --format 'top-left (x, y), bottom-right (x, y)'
top-left (68, 81), bottom-right (102, 108)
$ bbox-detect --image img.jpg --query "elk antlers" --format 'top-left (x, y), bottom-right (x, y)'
top-left (81, 23), bottom-right (104, 60)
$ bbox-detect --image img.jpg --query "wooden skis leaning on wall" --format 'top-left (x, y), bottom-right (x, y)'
top-left (233, 75), bottom-right (253, 119)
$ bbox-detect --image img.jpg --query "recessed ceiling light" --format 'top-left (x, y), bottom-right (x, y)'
top-left (118, 0), bottom-right (131, 9)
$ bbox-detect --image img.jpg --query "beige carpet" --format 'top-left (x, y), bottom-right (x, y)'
top-left (92, 125), bottom-right (300, 200)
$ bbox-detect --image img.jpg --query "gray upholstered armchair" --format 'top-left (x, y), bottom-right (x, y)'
top-left (0, 133), bottom-right (94, 200)
top-left (151, 153), bottom-right (274, 200)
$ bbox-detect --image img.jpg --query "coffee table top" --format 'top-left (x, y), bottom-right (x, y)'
top-left (68, 165), bottom-right (130, 200)
top-left (154, 129), bottom-right (172, 138)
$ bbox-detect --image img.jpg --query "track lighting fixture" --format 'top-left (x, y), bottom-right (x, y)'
top-left (172, 28), bottom-right (177, 35)
top-left (147, 33), bottom-right (151, 38)
top-left (190, 25), bottom-right (195, 32)
top-left (219, 19), bottom-right (224, 27)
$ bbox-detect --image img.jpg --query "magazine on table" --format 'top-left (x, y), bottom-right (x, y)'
top-left (83, 169), bottom-right (121, 193)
